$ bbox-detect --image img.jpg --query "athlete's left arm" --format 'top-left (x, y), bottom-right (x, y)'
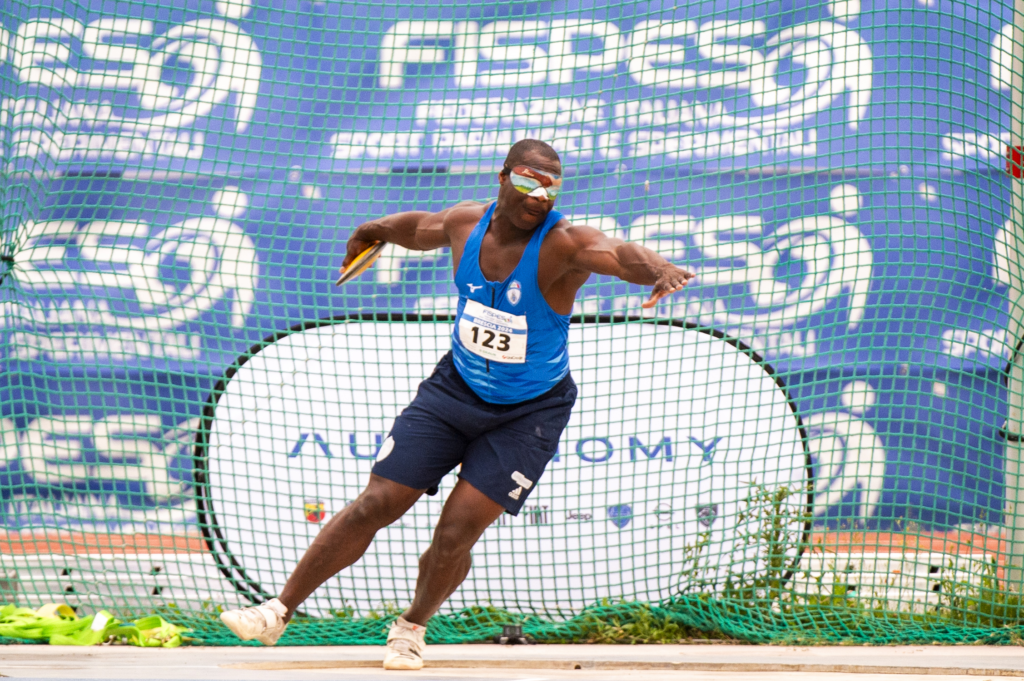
top-left (565, 223), bottom-right (696, 309)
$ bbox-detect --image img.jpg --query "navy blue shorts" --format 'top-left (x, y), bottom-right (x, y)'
top-left (372, 352), bottom-right (577, 515)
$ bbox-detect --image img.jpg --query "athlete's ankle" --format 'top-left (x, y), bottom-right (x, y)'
top-left (395, 614), bottom-right (427, 629)
top-left (267, 597), bottom-right (293, 622)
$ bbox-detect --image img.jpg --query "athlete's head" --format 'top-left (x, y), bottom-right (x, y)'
top-left (497, 139), bottom-right (562, 231)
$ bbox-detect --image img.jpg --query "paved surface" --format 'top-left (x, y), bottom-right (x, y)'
top-left (1, 644), bottom-right (1023, 681)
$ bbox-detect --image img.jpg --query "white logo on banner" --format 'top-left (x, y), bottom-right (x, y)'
top-left (204, 322), bottom-right (808, 616)
top-left (827, 1), bottom-right (861, 21)
top-left (990, 23), bottom-right (1014, 91)
top-left (1, 414), bottom-right (199, 531)
top-left (940, 327), bottom-right (1010, 361)
top-left (939, 23), bottom-right (1011, 162)
top-left (5, 188), bottom-right (259, 361)
top-left (680, 216), bottom-right (870, 341)
top-left (334, 19), bottom-right (872, 161)
top-left (587, 184), bottom-right (870, 358)
top-left (992, 218), bottom-right (1017, 290)
top-left (806, 380), bottom-right (886, 521)
top-left (0, 9), bottom-right (261, 166)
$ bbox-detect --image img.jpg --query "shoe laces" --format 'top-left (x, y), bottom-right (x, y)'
top-left (388, 623), bottom-right (424, 651)
top-left (388, 637), bottom-right (422, 656)
top-left (244, 606), bottom-right (277, 630)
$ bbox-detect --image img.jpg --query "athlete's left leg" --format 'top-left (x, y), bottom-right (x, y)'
top-left (398, 373), bottom-right (578, 626)
top-left (401, 478), bottom-right (505, 625)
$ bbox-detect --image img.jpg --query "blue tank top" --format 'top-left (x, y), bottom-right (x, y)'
top-left (452, 202), bottom-right (571, 404)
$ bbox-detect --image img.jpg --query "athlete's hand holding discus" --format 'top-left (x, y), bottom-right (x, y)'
top-left (227, 139), bottom-right (697, 670)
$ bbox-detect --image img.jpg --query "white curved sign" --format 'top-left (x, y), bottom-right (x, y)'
top-left (203, 321), bottom-right (810, 617)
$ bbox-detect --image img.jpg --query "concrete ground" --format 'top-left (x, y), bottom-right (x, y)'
top-left (1, 644), bottom-right (1023, 681)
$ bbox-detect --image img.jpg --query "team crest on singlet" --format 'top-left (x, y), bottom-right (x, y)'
top-left (507, 281), bottom-right (522, 305)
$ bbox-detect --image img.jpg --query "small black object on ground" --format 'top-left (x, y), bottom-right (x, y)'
top-left (493, 624), bottom-right (533, 645)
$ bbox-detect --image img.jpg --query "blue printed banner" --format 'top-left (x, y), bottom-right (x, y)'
top-left (0, 0), bottom-right (1011, 174)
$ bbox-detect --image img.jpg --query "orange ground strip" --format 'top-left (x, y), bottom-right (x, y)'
top-left (0, 532), bottom-right (207, 555)
top-left (809, 531), bottom-right (1007, 557)
top-left (0, 531), bottom-right (1007, 557)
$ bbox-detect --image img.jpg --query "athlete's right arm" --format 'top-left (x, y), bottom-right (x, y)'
top-left (342, 209), bottom-right (453, 268)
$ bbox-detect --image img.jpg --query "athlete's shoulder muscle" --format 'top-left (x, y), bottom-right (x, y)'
top-left (542, 220), bottom-right (611, 270)
top-left (410, 201), bottom-right (483, 251)
top-left (535, 219), bottom-right (605, 313)
top-left (444, 201), bottom-right (489, 273)
top-left (443, 201), bottom-right (488, 240)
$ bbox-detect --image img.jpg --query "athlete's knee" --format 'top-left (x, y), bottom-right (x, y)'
top-left (346, 485), bottom-right (411, 529)
top-left (429, 521), bottom-right (479, 563)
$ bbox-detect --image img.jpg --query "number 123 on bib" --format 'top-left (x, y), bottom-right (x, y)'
top-left (458, 300), bottom-right (528, 363)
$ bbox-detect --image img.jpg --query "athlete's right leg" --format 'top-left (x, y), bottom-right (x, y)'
top-left (278, 473), bottom-right (424, 616)
top-left (219, 474), bottom-right (424, 643)
top-left (222, 352), bottom-right (472, 648)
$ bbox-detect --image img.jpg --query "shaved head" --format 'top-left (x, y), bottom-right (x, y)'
top-left (503, 139), bottom-right (560, 172)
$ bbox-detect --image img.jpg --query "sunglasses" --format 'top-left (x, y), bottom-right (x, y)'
top-left (506, 165), bottom-right (563, 200)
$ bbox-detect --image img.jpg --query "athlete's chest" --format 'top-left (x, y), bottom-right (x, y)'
top-left (476, 232), bottom-right (530, 283)
top-left (452, 230), bottom-right (559, 295)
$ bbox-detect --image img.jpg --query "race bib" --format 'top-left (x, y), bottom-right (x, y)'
top-left (458, 299), bottom-right (527, 364)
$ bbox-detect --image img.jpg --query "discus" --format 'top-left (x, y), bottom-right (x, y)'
top-left (335, 241), bottom-right (386, 286)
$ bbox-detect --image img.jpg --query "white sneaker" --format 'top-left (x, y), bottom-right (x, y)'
top-left (220, 598), bottom-right (289, 646)
top-left (383, 617), bottom-right (426, 670)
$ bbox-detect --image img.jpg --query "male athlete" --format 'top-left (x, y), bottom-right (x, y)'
top-left (220, 140), bottom-right (695, 668)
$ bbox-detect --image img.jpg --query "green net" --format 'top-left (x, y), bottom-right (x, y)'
top-left (1, 0), bottom-right (1024, 647)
